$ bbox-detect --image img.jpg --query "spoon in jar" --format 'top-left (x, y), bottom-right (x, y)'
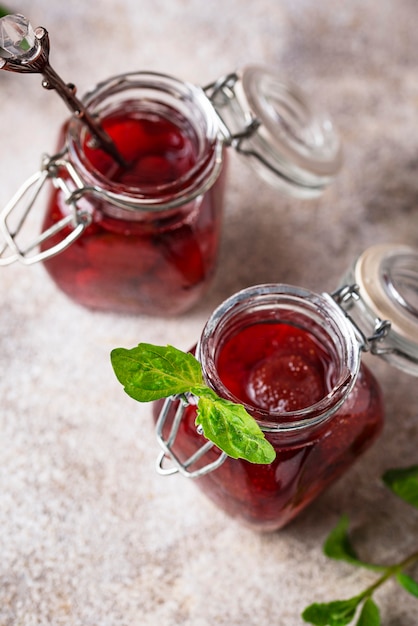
top-left (0, 13), bottom-right (128, 168)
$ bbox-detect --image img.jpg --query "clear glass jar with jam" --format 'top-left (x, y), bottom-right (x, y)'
top-left (153, 244), bottom-right (418, 531)
top-left (0, 66), bottom-right (341, 315)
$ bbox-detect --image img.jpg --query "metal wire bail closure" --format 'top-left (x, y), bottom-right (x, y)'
top-left (155, 395), bottom-right (228, 478)
top-left (0, 153), bottom-right (92, 265)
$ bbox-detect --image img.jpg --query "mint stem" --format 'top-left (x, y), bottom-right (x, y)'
top-left (359, 548), bottom-right (418, 600)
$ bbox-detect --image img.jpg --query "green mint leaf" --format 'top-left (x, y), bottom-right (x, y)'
top-left (302, 596), bottom-right (361, 625)
top-left (110, 342), bottom-right (276, 464)
top-left (0, 6), bottom-right (9, 18)
top-left (197, 396), bottom-right (276, 464)
top-left (110, 343), bottom-right (203, 402)
top-left (323, 516), bottom-right (381, 571)
top-left (396, 572), bottom-right (418, 598)
top-left (324, 516), bottom-right (361, 566)
top-left (190, 384), bottom-right (219, 401)
top-left (356, 598), bottom-right (380, 626)
top-left (382, 465), bottom-right (418, 509)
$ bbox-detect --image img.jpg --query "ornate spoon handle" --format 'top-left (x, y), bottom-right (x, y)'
top-left (0, 13), bottom-right (128, 168)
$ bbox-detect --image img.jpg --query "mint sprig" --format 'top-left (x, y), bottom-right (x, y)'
top-left (110, 343), bottom-right (276, 464)
top-left (382, 465), bottom-right (418, 509)
top-left (302, 465), bottom-right (418, 625)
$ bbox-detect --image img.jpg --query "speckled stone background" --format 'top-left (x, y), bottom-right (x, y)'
top-left (1, 1), bottom-right (418, 624)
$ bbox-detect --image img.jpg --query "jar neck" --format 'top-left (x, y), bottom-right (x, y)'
top-left (65, 71), bottom-right (223, 215)
top-left (197, 284), bottom-right (361, 432)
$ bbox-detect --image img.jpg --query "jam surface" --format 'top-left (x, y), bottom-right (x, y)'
top-left (216, 322), bottom-right (333, 413)
top-left (82, 106), bottom-right (199, 189)
top-left (157, 321), bottom-right (384, 531)
top-left (41, 105), bottom-right (223, 315)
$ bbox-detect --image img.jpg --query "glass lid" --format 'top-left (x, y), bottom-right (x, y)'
top-left (208, 64), bottom-right (342, 198)
top-left (354, 243), bottom-right (418, 375)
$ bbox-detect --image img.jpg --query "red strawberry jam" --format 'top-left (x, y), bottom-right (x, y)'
top-left (82, 110), bottom-right (198, 187)
top-left (217, 323), bottom-right (331, 412)
top-left (155, 319), bottom-right (384, 531)
top-left (41, 99), bottom-right (224, 315)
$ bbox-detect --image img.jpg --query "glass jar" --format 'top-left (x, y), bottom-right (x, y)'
top-left (153, 244), bottom-right (418, 531)
top-left (0, 66), bottom-right (341, 315)
top-left (40, 72), bottom-right (225, 315)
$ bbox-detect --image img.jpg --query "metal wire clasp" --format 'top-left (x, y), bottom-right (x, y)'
top-left (0, 151), bottom-right (93, 265)
top-left (330, 284), bottom-right (392, 355)
top-left (155, 394), bottom-right (228, 478)
top-left (204, 72), bottom-right (261, 149)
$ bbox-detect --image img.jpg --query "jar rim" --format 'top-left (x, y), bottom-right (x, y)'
top-left (65, 71), bottom-right (224, 212)
top-left (197, 283), bottom-right (361, 432)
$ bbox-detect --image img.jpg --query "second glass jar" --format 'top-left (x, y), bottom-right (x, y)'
top-left (154, 283), bottom-right (384, 531)
top-left (153, 244), bottom-right (418, 530)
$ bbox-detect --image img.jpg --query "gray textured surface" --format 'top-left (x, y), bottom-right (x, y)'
top-left (1, 1), bottom-right (418, 624)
